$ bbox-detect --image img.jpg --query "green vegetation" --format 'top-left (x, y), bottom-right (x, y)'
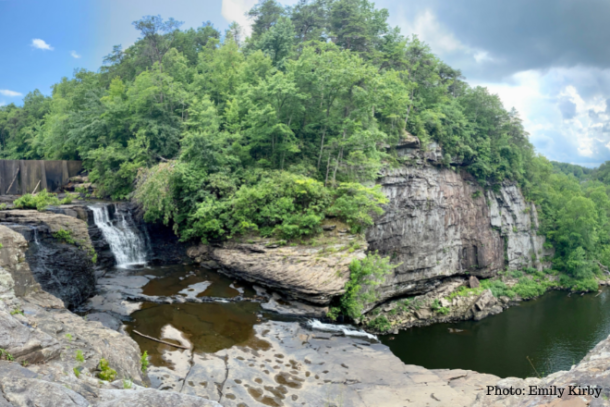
top-left (65, 333), bottom-right (73, 341)
top-left (12, 190), bottom-right (76, 211)
top-left (53, 229), bottom-right (75, 245)
top-left (330, 253), bottom-right (395, 321)
top-left (98, 358), bottom-right (117, 381)
top-left (140, 351), bottom-right (149, 373)
top-left (1, 0), bottom-right (609, 292)
top-left (480, 279), bottom-right (514, 298)
top-left (430, 299), bottom-right (450, 315)
top-left (13, 189), bottom-right (60, 211)
top-left (73, 367), bottom-right (81, 378)
top-left (75, 350), bottom-right (85, 363)
top-left (0, 1), bottom-right (536, 246)
top-left (0, 349), bottom-right (14, 361)
top-left (523, 156), bottom-right (610, 291)
top-left (60, 192), bottom-right (79, 205)
top-left (122, 379), bottom-right (133, 389)
top-left (367, 315), bottom-right (391, 332)
top-left (10, 308), bottom-right (24, 316)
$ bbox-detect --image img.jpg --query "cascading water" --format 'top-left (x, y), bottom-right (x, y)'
top-left (89, 204), bottom-right (147, 268)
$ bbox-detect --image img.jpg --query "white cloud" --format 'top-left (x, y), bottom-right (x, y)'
top-left (390, 7), bottom-right (499, 68)
top-left (405, 10), bottom-right (464, 53)
top-left (71, 50), bottom-right (81, 59)
top-left (31, 39), bottom-right (53, 50)
top-left (0, 89), bottom-right (22, 97)
top-left (473, 50), bottom-right (494, 64)
top-left (221, 0), bottom-right (299, 38)
top-left (221, 0), bottom-right (257, 36)
top-left (393, 9), bottom-right (495, 65)
top-left (474, 67), bottom-right (610, 166)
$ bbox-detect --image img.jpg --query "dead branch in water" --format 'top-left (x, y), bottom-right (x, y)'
top-left (132, 330), bottom-right (189, 349)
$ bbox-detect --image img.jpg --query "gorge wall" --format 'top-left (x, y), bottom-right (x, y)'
top-left (366, 137), bottom-right (551, 304)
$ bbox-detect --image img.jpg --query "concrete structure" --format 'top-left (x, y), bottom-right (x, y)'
top-left (0, 160), bottom-right (82, 195)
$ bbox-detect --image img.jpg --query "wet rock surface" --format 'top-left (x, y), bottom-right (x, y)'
top-left (81, 266), bottom-right (261, 320)
top-left (0, 224), bottom-right (223, 407)
top-left (148, 320), bottom-right (498, 407)
top-left (0, 210), bottom-right (95, 308)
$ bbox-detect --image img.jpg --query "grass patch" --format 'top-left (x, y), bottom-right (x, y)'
top-left (98, 358), bottom-right (117, 381)
top-left (430, 299), bottom-right (450, 315)
top-left (53, 229), bottom-right (75, 245)
top-left (75, 350), bottom-right (85, 363)
top-left (141, 351), bottom-right (149, 373)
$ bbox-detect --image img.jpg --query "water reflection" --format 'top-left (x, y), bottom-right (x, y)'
top-left (381, 289), bottom-right (610, 378)
top-left (125, 301), bottom-right (262, 368)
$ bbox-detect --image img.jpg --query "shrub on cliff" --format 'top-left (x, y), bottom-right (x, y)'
top-left (330, 253), bottom-right (396, 322)
top-left (13, 189), bottom-right (60, 211)
top-left (135, 167), bottom-right (387, 243)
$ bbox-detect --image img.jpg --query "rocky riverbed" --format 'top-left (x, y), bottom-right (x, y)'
top-left (2, 208), bottom-right (610, 406)
top-left (0, 225), bottom-right (221, 406)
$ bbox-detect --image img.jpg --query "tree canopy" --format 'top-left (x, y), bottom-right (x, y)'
top-left (2, 0), bottom-right (607, 283)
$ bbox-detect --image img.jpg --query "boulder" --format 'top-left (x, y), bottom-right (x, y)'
top-left (0, 300), bottom-right (61, 364)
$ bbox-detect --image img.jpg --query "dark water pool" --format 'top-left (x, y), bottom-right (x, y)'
top-left (380, 289), bottom-right (610, 378)
top-left (122, 265), bottom-right (266, 368)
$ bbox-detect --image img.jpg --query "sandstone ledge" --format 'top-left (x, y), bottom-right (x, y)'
top-left (188, 228), bottom-right (367, 305)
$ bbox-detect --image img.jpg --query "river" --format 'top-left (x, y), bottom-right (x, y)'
top-left (380, 289), bottom-right (610, 378)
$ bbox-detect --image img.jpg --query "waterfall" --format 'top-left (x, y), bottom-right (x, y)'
top-left (89, 204), bottom-right (147, 268)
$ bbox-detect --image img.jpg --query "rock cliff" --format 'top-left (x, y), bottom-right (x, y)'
top-left (0, 210), bottom-right (96, 308)
top-left (366, 139), bottom-right (551, 304)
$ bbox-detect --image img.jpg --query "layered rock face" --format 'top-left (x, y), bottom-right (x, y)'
top-left (0, 226), bottom-right (40, 297)
top-left (188, 227), bottom-right (368, 305)
top-left (487, 184), bottom-right (551, 270)
top-left (366, 140), bottom-right (549, 303)
top-left (0, 210), bottom-right (96, 308)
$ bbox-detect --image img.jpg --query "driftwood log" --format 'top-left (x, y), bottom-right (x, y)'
top-left (132, 330), bottom-right (189, 349)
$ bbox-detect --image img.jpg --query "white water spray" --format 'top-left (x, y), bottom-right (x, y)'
top-left (89, 204), bottom-right (147, 268)
top-left (306, 319), bottom-right (378, 341)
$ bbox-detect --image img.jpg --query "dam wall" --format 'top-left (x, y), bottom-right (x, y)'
top-left (0, 160), bottom-right (82, 195)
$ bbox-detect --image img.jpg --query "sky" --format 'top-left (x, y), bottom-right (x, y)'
top-left (0, 0), bottom-right (608, 167)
